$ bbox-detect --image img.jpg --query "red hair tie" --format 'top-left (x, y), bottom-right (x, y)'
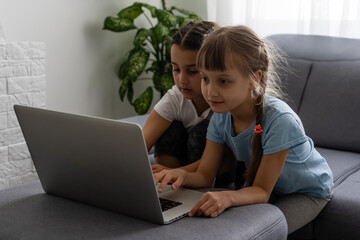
top-left (254, 124), bottom-right (262, 134)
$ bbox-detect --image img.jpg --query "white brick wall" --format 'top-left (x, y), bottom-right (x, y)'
top-left (0, 42), bottom-right (45, 190)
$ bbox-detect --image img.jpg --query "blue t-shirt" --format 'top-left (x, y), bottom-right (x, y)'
top-left (207, 96), bottom-right (333, 198)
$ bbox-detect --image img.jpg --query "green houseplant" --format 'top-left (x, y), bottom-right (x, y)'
top-left (103, 1), bottom-right (201, 114)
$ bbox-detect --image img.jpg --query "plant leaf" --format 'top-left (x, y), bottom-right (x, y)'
top-left (176, 16), bottom-right (186, 26)
top-left (118, 62), bottom-right (128, 79)
top-left (119, 77), bottom-right (129, 101)
top-left (103, 17), bottom-right (137, 32)
top-left (106, 3), bottom-right (200, 115)
top-left (155, 9), bottom-right (177, 28)
top-left (146, 61), bottom-right (159, 73)
top-left (170, 6), bottom-right (197, 17)
top-left (160, 73), bottom-right (174, 92)
top-left (180, 16), bottom-right (201, 27)
top-left (134, 2), bottom-right (157, 18)
top-left (164, 40), bottom-right (172, 62)
top-left (134, 87), bottom-right (153, 115)
top-left (152, 70), bottom-right (162, 92)
top-left (126, 47), bottom-right (150, 81)
top-left (127, 82), bottom-right (134, 105)
top-left (189, 14), bottom-right (202, 21)
top-left (164, 62), bottom-right (172, 73)
top-left (134, 29), bottom-right (151, 47)
top-left (151, 23), bottom-right (170, 43)
top-left (117, 5), bottom-right (143, 20)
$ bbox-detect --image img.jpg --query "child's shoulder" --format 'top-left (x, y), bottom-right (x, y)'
top-left (157, 85), bottom-right (185, 107)
top-left (264, 95), bottom-right (297, 117)
top-left (165, 85), bottom-right (182, 97)
top-left (264, 95), bottom-right (303, 128)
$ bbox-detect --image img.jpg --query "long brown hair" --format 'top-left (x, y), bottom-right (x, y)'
top-left (196, 25), bottom-right (285, 186)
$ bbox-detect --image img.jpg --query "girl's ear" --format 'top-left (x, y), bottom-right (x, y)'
top-left (249, 70), bottom-right (262, 90)
top-left (255, 70), bottom-right (262, 83)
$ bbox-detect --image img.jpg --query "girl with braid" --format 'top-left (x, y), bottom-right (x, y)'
top-left (154, 25), bottom-right (333, 234)
top-left (143, 21), bottom-right (236, 186)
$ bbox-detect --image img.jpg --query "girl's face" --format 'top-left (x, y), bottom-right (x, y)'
top-left (200, 60), bottom-right (255, 115)
top-left (171, 44), bottom-right (203, 101)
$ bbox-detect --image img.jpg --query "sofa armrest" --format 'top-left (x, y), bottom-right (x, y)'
top-left (0, 181), bottom-right (287, 240)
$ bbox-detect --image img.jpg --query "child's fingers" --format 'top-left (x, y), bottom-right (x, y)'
top-left (171, 177), bottom-right (183, 190)
top-left (202, 205), bottom-right (219, 217)
top-left (158, 171), bottom-right (174, 192)
top-left (189, 192), bottom-right (226, 218)
top-left (188, 194), bottom-right (207, 217)
top-left (153, 171), bottom-right (165, 185)
top-left (195, 198), bottom-right (213, 216)
top-left (152, 164), bottom-right (169, 174)
top-left (152, 165), bottom-right (161, 173)
top-left (210, 209), bottom-right (222, 218)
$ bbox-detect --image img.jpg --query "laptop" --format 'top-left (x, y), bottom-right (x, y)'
top-left (14, 105), bottom-right (203, 224)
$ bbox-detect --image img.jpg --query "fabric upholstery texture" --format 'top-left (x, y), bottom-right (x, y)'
top-left (278, 59), bottom-right (312, 113)
top-left (0, 181), bottom-right (287, 240)
top-left (269, 34), bottom-right (360, 240)
top-left (315, 169), bottom-right (360, 239)
top-left (299, 61), bottom-right (360, 152)
top-left (317, 147), bottom-right (360, 187)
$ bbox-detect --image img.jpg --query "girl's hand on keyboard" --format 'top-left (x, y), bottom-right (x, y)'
top-left (152, 164), bottom-right (170, 173)
top-left (154, 169), bottom-right (186, 192)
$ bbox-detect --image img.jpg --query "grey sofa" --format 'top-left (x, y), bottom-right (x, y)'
top-left (268, 34), bottom-right (360, 240)
top-left (0, 34), bottom-right (359, 240)
top-left (123, 34), bottom-right (360, 239)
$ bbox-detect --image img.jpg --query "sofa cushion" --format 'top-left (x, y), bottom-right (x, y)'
top-left (315, 169), bottom-right (360, 240)
top-left (288, 147), bottom-right (360, 240)
top-left (269, 34), bottom-right (360, 153)
top-left (120, 114), bottom-right (149, 128)
top-left (298, 61), bottom-right (360, 152)
top-left (279, 59), bottom-right (312, 113)
top-left (268, 34), bottom-right (360, 61)
top-left (317, 147), bottom-right (360, 187)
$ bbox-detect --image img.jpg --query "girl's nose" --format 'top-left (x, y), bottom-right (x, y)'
top-left (179, 72), bottom-right (188, 84)
top-left (206, 82), bottom-right (218, 97)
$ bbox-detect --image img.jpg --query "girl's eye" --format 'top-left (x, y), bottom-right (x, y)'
top-left (220, 79), bottom-right (228, 85)
top-left (173, 68), bottom-right (180, 72)
top-left (201, 77), bottom-right (209, 82)
top-left (188, 70), bottom-right (198, 75)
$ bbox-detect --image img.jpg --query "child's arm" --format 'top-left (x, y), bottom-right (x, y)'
top-left (144, 110), bottom-right (205, 173)
top-left (188, 148), bottom-right (289, 218)
top-left (154, 140), bottom-right (224, 192)
top-left (151, 159), bottom-right (200, 174)
top-left (178, 160), bottom-right (200, 172)
top-left (142, 110), bottom-right (172, 152)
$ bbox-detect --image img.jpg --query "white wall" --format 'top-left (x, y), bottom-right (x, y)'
top-left (0, 42), bottom-right (45, 189)
top-left (0, 0), bottom-right (207, 119)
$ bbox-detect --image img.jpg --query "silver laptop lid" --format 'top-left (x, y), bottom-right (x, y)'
top-left (14, 105), bottom-right (164, 224)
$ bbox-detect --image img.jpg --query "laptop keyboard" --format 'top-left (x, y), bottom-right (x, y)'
top-left (159, 198), bottom-right (183, 212)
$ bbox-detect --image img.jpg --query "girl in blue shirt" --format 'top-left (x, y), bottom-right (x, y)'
top-left (154, 25), bottom-right (333, 234)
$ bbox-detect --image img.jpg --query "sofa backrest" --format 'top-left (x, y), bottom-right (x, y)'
top-left (268, 34), bottom-right (360, 153)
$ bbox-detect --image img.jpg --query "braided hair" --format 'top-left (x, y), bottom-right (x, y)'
top-left (196, 25), bottom-right (285, 186)
top-left (171, 20), bottom-right (219, 50)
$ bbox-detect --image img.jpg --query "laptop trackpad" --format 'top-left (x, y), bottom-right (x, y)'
top-left (159, 187), bottom-right (203, 223)
top-left (156, 184), bottom-right (172, 193)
